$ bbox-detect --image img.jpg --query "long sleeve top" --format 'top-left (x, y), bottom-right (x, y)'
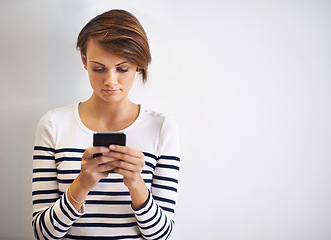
top-left (32, 103), bottom-right (180, 239)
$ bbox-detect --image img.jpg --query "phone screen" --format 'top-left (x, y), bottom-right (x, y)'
top-left (93, 132), bottom-right (126, 147)
top-left (93, 133), bottom-right (126, 157)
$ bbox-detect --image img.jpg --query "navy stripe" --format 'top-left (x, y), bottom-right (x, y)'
top-left (41, 208), bottom-right (60, 239)
top-left (32, 212), bottom-right (41, 240)
top-left (165, 221), bottom-right (174, 240)
top-left (143, 179), bottom-right (152, 184)
top-left (106, 170), bottom-right (153, 175)
top-left (143, 214), bottom-right (167, 238)
top-left (100, 178), bottom-right (124, 183)
top-left (33, 155), bottom-right (55, 160)
top-left (141, 170), bottom-right (153, 175)
top-left (57, 169), bottom-right (80, 174)
top-left (145, 161), bottom-right (156, 170)
top-left (49, 205), bottom-right (55, 228)
top-left (139, 210), bottom-right (162, 230)
top-left (158, 221), bottom-right (172, 240)
top-left (136, 198), bottom-right (153, 216)
top-left (73, 222), bottom-right (137, 228)
top-left (39, 210), bottom-right (50, 239)
top-left (153, 175), bottom-right (178, 184)
top-left (86, 200), bottom-right (132, 205)
top-left (55, 148), bottom-right (85, 154)
top-left (58, 179), bottom-right (74, 184)
top-left (59, 196), bottom-right (75, 222)
top-left (137, 204), bottom-right (159, 224)
top-left (50, 205), bottom-right (68, 233)
top-left (34, 146), bottom-right (55, 152)
top-left (33, 198), bottom-right (59, 205)
top-left (151, 183), bottom-right (177, 192)
top-left (143, 152), bottom-right (157, 160)
top-left (41, 212), bottom-right (58, 240)
top-left (33, 168), bottom-right (57, 173)
top-left (33, 177), bottom-right (57, 182)
top-left (83, 213), bottom-right (135, 219)
top-left (32, 218), bottom-right (39, 240)
top-left (53, 210), bottom-right (71, 229)
top-left (155, 163), bottom-right (180, 171)
top-left (52, 218), bottom-right (68, 233)
top-left (39, 212), bottom-right (47, 239)
top-left (32, 189), bottom-right (58, 196)
top-left (57, 178), bottom-right (150, 185)
top-left (158, 155), bottom-right (180, 161)
top-left (64, 192), bottom-right (80, 218)
top-left (55, 157), bottom-right (81, 164)
top-left (100, 178), bottom-right (152, 184)
top-left (65, 233), bottom-right (142, 239)
top-left (154, 195), bottom-right (176, 205)
top-left (33, 225), bottom-right (39, 240)
top-left (37, 211), bottom-right (44, 239)
top-left (160, 206), bottom-right (175, 213)
top-left (88, 191), bottom-right (130, 196)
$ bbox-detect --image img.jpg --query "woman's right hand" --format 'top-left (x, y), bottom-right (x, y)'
top-left (77, 146), bottom-right (116, 191)
top-left (67, 146), bottom-right (116, 211)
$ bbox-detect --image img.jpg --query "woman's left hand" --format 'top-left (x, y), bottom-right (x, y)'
top-left (105, 145), bottom-right (145, 189)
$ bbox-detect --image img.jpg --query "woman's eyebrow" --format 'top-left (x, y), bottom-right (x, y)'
top-left (116, 61), bottom-right (128, 66)
top-left (89, 61), bottom-right (128, 66)
top-left (89, 61), bottom-right (105, 66)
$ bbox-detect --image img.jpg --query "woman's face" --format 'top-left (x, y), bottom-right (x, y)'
top-left (81, 38), bottom-right (138, 104)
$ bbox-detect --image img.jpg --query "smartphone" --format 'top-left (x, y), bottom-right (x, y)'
top-left (93, 132), bottom-right (126, 157)
top-left (93, 132), bottom-right (126, 147)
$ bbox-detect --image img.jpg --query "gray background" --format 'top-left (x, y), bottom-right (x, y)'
top-left (0, 0), bottom-right (331, 239)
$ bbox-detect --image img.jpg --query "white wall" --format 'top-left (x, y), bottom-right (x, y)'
top-left (1, 0), bottom-right (331, 239)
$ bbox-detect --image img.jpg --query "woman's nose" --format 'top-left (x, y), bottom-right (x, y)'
top-left (104, 71), bottom-right (118, 87)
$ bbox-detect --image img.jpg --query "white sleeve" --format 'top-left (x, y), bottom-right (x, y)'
top-left (133, 116), bottom-right (180, 239)
top-left (32, 112), bottom-right (84, 239)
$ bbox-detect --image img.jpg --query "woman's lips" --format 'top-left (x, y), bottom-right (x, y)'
top-left (103, 89), bottom-right (121, 94)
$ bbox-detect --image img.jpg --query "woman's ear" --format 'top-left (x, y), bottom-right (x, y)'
top-left (81, 53), bottom-right (87, 70)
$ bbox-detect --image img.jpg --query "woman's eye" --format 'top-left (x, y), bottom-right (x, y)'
top-left (93, 68), bottom-right (105, 73)
top-left (117, 68), bottom-right (128, 73)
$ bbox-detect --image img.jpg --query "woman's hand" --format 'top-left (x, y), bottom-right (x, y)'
top-left (70, 145), bottom-right (148, 210)
top-left (106, 145), bottom-right (149, 209)
top-left (68, 146), bottom-right (118, 211)
top-left (105, 145), bottom-right (145, 189)
top-left (78, 146), bottom-right (117, 191)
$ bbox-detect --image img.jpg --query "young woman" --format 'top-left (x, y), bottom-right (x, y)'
top-left (32, 9), bottom-right (180, 239)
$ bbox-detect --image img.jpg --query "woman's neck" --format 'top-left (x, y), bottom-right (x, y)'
top-left (79, 94), bottom-right (140, 132)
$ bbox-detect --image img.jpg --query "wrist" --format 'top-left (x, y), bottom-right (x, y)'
top-left (68, 186), bottom-right (85, 205)
top-left (68, 175), bottom-right (90, 210)
top-left (75, 173), bottom-right (93, 193)
top-left (128, 178), bottom-right (149, 209)
top-left (126, 175), bottom-right (145, 191)
top-left (132, 190), bottom-right (150, 211)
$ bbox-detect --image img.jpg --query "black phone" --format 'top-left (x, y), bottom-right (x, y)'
top-left (93, 132), bottom-right (126, 157)
top-left (93, 132), bottom-right (126, 147)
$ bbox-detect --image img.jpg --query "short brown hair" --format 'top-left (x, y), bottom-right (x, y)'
top-left (77, 9), bottom-right (151, 83)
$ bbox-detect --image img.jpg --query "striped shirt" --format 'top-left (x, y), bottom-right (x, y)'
top-left (32, 103), bottom-right (180, 239)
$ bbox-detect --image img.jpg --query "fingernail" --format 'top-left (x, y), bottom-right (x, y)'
top-left (110, 145), bottom-right (115, 150)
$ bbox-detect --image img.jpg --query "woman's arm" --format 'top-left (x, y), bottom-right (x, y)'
top-left (107, 117), bottom-right (180, 240)
top-left (32, 113), bottom-right (84, 239)
top-left (32, 112), bottom-right (116, 239)
top-left (135, 117), bottom-right (180, 239)
top-left (68, 146), bottom-right (118, 211)
top-left (105, 145), bottom-right (150, 209)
